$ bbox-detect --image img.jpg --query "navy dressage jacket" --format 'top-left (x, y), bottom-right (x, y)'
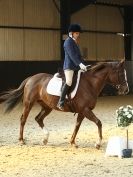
top-left (63, 37), bottom-right (85, 70)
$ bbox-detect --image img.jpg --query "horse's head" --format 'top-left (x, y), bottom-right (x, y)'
top-left (108, 60), bottom-right (129, 95)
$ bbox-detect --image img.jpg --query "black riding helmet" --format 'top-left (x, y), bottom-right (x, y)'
top-left (68, 24), bottom-right (82, 33)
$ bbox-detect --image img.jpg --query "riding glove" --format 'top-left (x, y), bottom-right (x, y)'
top-left (79, 63), bottom-right (87, 71)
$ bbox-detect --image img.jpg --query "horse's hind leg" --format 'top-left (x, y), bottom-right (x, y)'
top-left (35, 107), bottom-right (52, 145)
top-left (19, 101), bottom-right (33, 144)
top-left (70, 113), bottom-right (84, 147)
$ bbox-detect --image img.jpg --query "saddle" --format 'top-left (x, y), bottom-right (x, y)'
top-left (47, 69), bottom-right (84, 99)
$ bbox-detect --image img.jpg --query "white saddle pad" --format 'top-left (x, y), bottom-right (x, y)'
top-left (46, 70), bottom-right (84, 99)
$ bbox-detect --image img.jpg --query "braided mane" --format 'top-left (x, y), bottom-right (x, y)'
top-left (89, 62), bottom-right (108, 72)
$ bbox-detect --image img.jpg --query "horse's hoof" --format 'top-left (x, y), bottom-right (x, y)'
top-left (70, 143), bottom-right (78, 148)
top-left (43, 139), bottom-right (48, 145)
top-left (19, 140), bottom-right (25, 145)
top-left (95, 143), bottom-right (100, 149)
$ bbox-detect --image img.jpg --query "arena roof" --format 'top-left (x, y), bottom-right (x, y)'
top-left (97, 0), bottom-right (133, 6)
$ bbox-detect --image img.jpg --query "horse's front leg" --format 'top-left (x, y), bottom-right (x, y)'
top-left (70, 113), bottom-right (84, 147)
top-left (83, 107), bottom-right (102, 149)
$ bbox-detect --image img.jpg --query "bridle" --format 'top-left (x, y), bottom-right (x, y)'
top-left (111, 64), bottom-right (127, 90)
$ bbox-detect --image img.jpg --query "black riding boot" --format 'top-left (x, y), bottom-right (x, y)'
top-left (57, 84), bottom-right (70, 110)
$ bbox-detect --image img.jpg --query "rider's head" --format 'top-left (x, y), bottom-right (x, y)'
top-left (68, 24), bottom-right (82, 40)
top-left (68, 24), bottom-right (82, 33)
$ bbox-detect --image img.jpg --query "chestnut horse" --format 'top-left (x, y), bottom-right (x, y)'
top-left (0, 60), bottom-right (129, 149)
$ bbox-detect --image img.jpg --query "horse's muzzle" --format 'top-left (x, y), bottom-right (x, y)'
top-left (118, 84), bottom-right (129, 95)
top-left (124, 87), bottom-right (129, 95)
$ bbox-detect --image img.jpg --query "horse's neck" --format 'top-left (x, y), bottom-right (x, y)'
top-left (86, 68), bottom-right (109, 96)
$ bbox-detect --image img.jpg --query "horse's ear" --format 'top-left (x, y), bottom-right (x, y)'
top-left (119, 59), bottom-right (125, 67)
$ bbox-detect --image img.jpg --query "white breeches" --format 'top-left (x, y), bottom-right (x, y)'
top-left (64, 70), bottom-right (74, 86)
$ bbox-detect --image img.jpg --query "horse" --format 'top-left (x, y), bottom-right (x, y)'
top-left (0, 60), bottom-right (129, 149)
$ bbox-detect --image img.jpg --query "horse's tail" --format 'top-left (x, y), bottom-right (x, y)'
top-left (0, 77), bottom-right (30, 113)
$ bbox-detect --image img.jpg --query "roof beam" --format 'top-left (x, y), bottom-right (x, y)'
top-left (70, 0), bottom-right (96, 14)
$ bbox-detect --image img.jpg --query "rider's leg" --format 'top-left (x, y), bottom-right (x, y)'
top-left (57, 70), bottom-right (74, 110)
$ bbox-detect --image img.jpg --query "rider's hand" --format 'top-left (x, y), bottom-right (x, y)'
top-left (79, 63), bottom-right (87, 71)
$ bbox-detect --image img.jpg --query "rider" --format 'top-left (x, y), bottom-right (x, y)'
top-left (57, 23), bottom-right (87, 110)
